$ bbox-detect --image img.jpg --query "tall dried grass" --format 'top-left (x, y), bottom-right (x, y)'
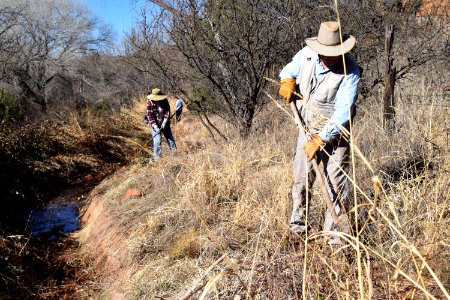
top-left (75, 82), bottom-right (449, 299)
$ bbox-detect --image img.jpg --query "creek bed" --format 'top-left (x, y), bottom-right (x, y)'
top-left (27, 202), bottom-right (80, 241)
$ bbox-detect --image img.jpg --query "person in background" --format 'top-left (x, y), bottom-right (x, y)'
top-left (279, 21), bottom-right (361, 245)
top-left (146, 88), bottom-right (177, 160)
top-left (175, 98), bottom-right (183, 122)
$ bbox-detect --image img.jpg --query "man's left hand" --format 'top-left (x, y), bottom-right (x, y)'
top-left (304, 135), bottom-right (325, 161)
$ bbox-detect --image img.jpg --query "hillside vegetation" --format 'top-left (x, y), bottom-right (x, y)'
top-left (75, 79), bottom-right (449, 299)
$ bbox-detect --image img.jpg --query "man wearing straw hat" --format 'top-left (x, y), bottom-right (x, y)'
top-left (147, 88), bottom-right (177, 160)
top-left (279, 21), bottom-right (361, 244)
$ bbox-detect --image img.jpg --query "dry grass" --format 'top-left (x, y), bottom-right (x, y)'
top-left (75, 81), bottom-right (449, 299)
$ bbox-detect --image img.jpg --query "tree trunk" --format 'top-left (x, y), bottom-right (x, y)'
top-left (383, 24), bottom-right (396, 133)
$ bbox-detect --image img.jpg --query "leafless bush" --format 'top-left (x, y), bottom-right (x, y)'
top-left (0, 0), bottom-right (112, 113)
top-left (126, 0), bottom-right (314, 137)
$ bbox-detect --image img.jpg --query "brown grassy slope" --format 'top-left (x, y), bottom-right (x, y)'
top-left (75, 84), bottom-right (449, 299)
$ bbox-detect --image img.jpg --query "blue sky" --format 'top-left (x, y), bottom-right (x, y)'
top-left (84, 0), bottom-right (146, 42)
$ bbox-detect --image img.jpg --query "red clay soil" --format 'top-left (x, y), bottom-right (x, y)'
top-left (76, 170), bottom-right (140, 299)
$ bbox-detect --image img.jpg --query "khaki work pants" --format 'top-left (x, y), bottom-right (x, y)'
top-left (290, 129), bottom-right (351, 238)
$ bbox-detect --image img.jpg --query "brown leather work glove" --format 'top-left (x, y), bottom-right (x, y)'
top-left (304, 135), bottom-right (325, 162)
top-left (279, 78), bottom-right (296, 104)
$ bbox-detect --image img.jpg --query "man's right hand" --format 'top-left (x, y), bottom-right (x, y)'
top-left (279, 78), bottom-right (296, 104)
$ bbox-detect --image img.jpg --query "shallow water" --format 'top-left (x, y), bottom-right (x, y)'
top-left (27, 203), bottom-right (80, 241)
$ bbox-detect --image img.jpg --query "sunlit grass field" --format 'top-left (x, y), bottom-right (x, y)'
top-left (75, 81), bottom-right (449, 299)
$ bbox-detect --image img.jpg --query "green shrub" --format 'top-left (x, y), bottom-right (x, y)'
top-left (0, 90), bottom-right (22, 124)
top-left (188, 86), bottom-right (220, 114)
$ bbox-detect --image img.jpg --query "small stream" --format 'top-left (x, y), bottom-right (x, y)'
top-left (0, 188), bottom-right (88, 299)
top-left (27, 202), bottom-right (80, 241)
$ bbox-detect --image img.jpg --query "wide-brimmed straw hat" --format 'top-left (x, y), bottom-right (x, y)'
top-left (305, 21), bottom-right (356, 57)
top-left (147, 88), bottom-right (167, 101)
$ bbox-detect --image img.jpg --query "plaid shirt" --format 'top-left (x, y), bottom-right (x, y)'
top-left (147, 100), bottom-right (170, 127)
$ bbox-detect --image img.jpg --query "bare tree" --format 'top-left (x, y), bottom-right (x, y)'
top-left (338, 0), bottom-right (448, 99)
top-left (75, 53), bottom-right (143, 110)
top-left (0, 0), bottom-right (112, 111)
top-left (0, 4), bottom-right (24, 81)
top-left (383, 24), bottom-right (396, 132)
top-left (127, 0), bottom-right (307, 137)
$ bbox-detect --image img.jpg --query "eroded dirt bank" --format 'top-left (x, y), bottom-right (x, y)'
top-left (71, 116), bottom-right (199, 300)
top-left (0, 110), bottom-right (151, 298)
top-left (0, 165), bottom-right (123, 299)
